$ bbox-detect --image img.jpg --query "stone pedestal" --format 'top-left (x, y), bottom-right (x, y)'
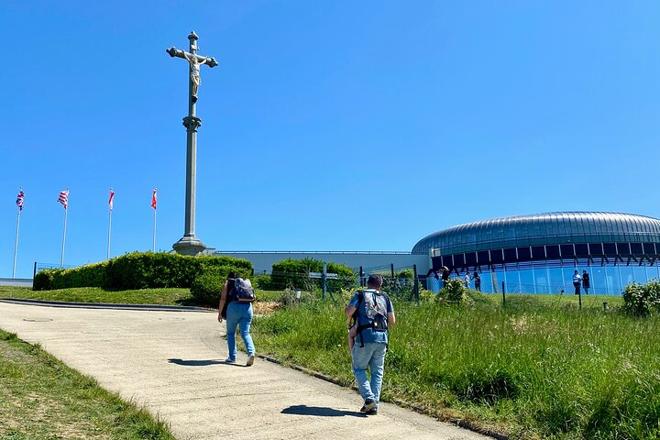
top-left (172, 236), bottom-right (207, 256)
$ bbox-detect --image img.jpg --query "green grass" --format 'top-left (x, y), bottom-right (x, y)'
top-left (0, 286), bottom-right (195, 305)
top-left (0, 286), bottom-right (284, 307)
top-left (252, 293), bottom-right (660, 439)
top-left (0, 329), bottom-right (174, 439)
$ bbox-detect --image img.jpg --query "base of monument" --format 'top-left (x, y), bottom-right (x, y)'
top-left (172, 236), bottom-right (207, 256)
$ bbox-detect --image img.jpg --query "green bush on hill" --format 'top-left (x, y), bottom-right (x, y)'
top-left (33, 252), bottom-right (252, 291)
top-left (623, 280), bottom-right (660, 316)
top-left (270, 258), bottom-right (355, 291)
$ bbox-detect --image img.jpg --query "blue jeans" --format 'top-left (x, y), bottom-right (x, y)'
top-left (351, 342), bottom-right (387, 404)
top-left (225, 302), bottom-right (255, 361)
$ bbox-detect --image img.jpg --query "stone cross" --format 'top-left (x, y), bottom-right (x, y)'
top-left (167, 32), bottom-right (218, 255)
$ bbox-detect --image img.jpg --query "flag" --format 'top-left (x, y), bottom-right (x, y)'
top-left (16, 190), bottom-right (24, 211)
top-left (108, 189), bottom-right (115, 210)
top-left (58, 190), bottom-right (69, 209)
top-left (151, 189), bottom-right (157, 210)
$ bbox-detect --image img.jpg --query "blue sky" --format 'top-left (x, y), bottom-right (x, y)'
top-left (2, 1), bottom-right (660, 277)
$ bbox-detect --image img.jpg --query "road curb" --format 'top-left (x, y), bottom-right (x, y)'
top-left (0, 298), bottom-right (213, 313)
top-left (257, 353), bottom-right (508, 440)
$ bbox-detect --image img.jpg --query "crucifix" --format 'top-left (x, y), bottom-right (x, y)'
top-left (167, 31), bottom-right (219, 255)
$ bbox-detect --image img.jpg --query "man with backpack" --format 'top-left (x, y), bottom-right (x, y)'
top-left (345, 274), bottom-right (395, 415)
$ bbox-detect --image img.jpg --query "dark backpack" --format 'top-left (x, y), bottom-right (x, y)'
top-left (233, 278), bottom-right (256, 303)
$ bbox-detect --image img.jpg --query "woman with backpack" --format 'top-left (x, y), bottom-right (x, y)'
top-left (218, 272), bottom-right (256, 366)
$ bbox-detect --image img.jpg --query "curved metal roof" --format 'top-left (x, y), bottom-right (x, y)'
top-left (412, 211), bottom-right (660, 254)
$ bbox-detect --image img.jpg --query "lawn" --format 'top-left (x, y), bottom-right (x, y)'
top-left (252, 292), bottom-right (659, 439)
top-left (0, 329), bottom-right (174, 439)
top-left (0, 286), bottom-right (194, 305)
top-left (0, 286), bottom-right (283, 308)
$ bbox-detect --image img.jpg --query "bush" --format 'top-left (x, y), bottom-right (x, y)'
top-left (279, 288), bottom-right (317, 307)
top-left (270, 258), bottom-right (356, 291)
top-left (623, 280), bottom-right (660, 317)
top-left (190, 266), bottom-right (252, 306)
top-left (33, 252), bottom-right (252, 291)
top-left (441, 279), bottom-right (467, 303)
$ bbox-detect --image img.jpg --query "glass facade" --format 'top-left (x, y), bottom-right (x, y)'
top-left (416, 212), bottom-right (660, 295)
top-left (457, 261), bottom-right (660, 295)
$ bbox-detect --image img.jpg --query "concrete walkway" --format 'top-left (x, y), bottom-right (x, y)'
top-left (0, 302), bottom-right (489, 440)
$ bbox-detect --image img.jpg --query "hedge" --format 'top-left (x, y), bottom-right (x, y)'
top-left (623, 280), bottom-right (660, 316)
top-left (33, 252), bottom-right (252, 291)
top-left (270, 258), bottom-right (356, 291)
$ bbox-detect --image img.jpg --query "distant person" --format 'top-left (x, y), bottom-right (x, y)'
top-left (572, 270), bottom-right (582, 296)
top-left (345, 274), bottom-right (395, 415)
top-left (582, 270), bottom-right (590, 295)
top-left (473, 272), bottom-right (481, 292)
top-left (464, 272), bottom-right (471, 288)
top-left (218, 272), bottom-right (256, 366)
top-left (441, 266), bottom-right (450, 288)
top-left (426, 269), bottom-right (440, 293)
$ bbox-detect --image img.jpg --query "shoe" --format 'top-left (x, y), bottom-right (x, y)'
top-left (359, 399), bottom-right (377, 414)
top-left (246, 354), bottom-right (255, 367)
top-left (224, 357), bottom-right (236, 364)
top-left (366, 407), bottom-right (378, 415)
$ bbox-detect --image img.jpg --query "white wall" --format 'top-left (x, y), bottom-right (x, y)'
top-left (213, 251), bottom-right (430, 275)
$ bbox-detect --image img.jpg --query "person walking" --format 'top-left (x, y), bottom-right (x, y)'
top-left (572, 270), bottom-right (582, 296)
top-left (441, 266), bottom-right (450, 288)
top-left (582, 270), bottom-right (590, 295)
top-left (345, 274), bottom-right (395, 415)
top-left (218, 272), bottom-right (256, 366)
top-left (473, 272), bottom-right (481, 292)
top-left (464, 272), bottom-right (471, 288)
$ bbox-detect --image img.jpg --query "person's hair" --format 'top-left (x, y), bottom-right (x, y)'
top-left (228, 271), bottom-right (237, 280)
top-left (367, 274), bottom-right (383, 288)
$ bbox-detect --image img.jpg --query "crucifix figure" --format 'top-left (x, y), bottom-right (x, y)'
top-left (166, 32), bottom-right (219, 256)
top-left (167, 31), bottom-right (218, 103)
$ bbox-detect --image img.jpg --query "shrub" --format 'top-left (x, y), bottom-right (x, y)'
top-left (33, 252), bottom-right (252, 291)
top-left (190, 266), bottom-right (252, 307)
top-left (279, 288), bottom-right (317, 307)
top-left (441, 279), bottom-right (467, 303)
top-left (270, 258), bottom-right (355, 291)
top-left (623, 280), bottom-right (660, 317)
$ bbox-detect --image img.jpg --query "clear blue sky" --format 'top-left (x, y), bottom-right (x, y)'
top-left (2, 1), bottom-right (660, 277)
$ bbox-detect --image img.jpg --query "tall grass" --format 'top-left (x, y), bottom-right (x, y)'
top-left (252, 294), bottom-right (659, 439)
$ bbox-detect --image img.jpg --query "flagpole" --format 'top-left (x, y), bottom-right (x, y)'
top-left (12, 209), bottom-right (21, 278)
top-left (152, 207), bottom-right (157, 252)
top-left (107, 207), bottom-right (112, 259)
top-left (61, 207), bottom-right (68, 267)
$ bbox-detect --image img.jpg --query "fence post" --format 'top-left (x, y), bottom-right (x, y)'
top-left (390, 263), bottom-right (395, 281)
top-left (413, 264), bottom-right (419, 303)
top-left (501, 281), bottom-right (506, 306)
top-left (32, 261), bottom-right (37, 290)
top-left (578, 286), bottom-right (582, 310)
top-left (322, 262), bottom-right (327, 300)
top-left (359, 266), bottom-right (365, 287)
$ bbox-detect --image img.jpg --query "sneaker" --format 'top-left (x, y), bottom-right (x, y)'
top-left (224, 357), bottom-right (236, 364)
top-left (365, 407), bottom-right (378, 415)
top-left (246, 354), bottom-right (255, 367)
top-left (359, 399), bottom-right (377, 413)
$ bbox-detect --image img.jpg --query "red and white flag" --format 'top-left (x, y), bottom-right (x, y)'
top-left (16, 190), bottom-right (25, 211)
top-left (151, 188), bottom-right (157, 210)
top-left (108, 189), bottom-right (115, 210)
top-left (58, 190), bottom-right (69, 209)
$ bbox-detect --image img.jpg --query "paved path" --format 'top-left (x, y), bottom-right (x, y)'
top-left (0, 302), bottom-right (489, 440)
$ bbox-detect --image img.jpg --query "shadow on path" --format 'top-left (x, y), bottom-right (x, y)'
top-left (168, 358), bottom-right (245, 367)
top-left (281, 405), bottom-right (366, 418)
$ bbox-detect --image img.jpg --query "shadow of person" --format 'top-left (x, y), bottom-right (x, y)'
top-left (281, 405), bottom-right (366, 417)
top-left (168, 358), bottom-right (243, 367)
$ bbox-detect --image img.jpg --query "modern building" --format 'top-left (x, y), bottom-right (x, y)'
top-left (413, 212), bottom-right (660, 295)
